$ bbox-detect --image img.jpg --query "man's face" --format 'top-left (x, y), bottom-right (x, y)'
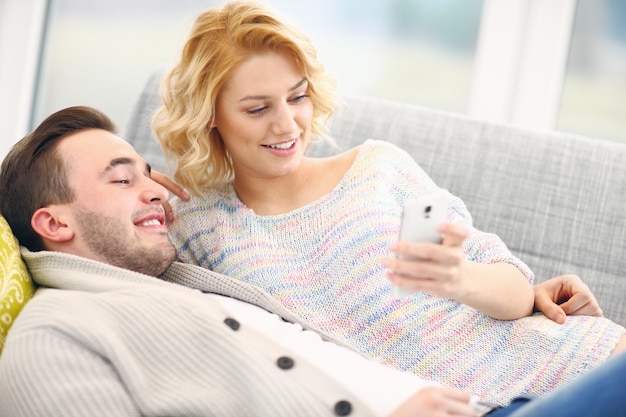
top-left (55, 129), bottom-right (176, 276)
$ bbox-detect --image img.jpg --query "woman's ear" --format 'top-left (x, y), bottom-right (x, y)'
top-left (31, 207), bottom-right (74, 243)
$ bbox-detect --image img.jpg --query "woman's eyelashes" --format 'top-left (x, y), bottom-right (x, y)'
top-left (246, 105), bottom-right (268, 116)
top-left (290, 93), bottom-right (309, 104)
top-left (245, 93), bottom-right (310, 116)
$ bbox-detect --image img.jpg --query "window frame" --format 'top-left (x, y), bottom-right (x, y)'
top-left (469, 0), bottom-right (578, 129)
top-left (0, 0), bottom-right (49, 157)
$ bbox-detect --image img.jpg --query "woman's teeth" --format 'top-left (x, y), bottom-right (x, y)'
top-left (267, 140), bottom-right (295, 150)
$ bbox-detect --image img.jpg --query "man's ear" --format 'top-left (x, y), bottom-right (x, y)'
top-left (31, 207), bottom-right (74, 243)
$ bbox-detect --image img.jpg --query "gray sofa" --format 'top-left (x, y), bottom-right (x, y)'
top-left (126, 66), bottom-right (626, 327)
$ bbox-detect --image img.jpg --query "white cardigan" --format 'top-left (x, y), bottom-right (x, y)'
top-left (0, 250), bottom-right (430, 417)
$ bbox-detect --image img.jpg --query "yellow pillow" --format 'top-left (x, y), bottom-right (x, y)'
top-left (0, 214), bottom-right (35, 354)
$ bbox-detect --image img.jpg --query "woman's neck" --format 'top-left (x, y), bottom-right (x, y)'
top-left (233, 149), bottom-right (358, 215)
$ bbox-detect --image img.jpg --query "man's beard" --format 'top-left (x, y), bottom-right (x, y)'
top-left (74, 208), bottom-right (176, 276)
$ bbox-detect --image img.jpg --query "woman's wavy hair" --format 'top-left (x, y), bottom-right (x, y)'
top-left (152, 1), bottom-right (339, 196)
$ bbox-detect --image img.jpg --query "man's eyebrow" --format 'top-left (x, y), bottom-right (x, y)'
top-left (239, 78), bottom-right (308, 101)
top-left (105, 158), bottom-right (151, 174)
top-left (105, 157), bottom-right (134, 171)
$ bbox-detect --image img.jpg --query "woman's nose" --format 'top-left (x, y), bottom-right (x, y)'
top-left (271, 103), bottom-right (298, 134)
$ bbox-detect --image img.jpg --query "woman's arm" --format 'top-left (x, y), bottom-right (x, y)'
top-left (383, 223), bottom-right (534, 320)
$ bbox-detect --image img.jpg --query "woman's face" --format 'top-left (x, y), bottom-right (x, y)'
top-left (213, 51), bottom-right (314, 181)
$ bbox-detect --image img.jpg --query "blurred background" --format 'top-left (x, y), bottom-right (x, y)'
top-left (1, 0), bottom-right (625, 158)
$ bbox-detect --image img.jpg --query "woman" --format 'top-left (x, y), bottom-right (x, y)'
top-left (153, 0), bottom-right (626, 404)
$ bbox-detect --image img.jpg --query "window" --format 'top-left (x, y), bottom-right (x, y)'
top-left (557, 0), bottom-right (626, 143)
top-left (33, 0), bottom-right (484, 134)
top-left (33, 0), bottom-right (202, 135)
top-left (0, 0), bottom-right (47, 158)
top-left (3, 0), bottom-right (625, 157)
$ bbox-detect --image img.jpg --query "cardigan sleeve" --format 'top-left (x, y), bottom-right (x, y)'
top-left (0, 328), bottom-right (139, 417)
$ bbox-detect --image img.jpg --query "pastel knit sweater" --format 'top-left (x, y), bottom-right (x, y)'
top-left (169, 139), bottom-right (625, 404)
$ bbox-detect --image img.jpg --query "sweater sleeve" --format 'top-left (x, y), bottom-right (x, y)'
top-left (378, 140), bottom-right (534, 282)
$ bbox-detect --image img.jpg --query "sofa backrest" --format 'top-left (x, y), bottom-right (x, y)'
top-left (126, 66), bottom-right (626, 326)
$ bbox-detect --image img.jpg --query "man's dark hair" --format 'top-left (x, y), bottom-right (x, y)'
top-left (0, 106), bottom-right (117, 251)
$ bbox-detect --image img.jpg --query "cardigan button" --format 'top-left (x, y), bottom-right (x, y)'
top-left (223, 317), bottom-right (240, 331)
top-left (276, 356), bottom-right (295, 370)
top-left (334, 400), bottom-right (352, 416)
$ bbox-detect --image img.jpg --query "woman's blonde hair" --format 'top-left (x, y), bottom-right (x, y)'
top-left (152, 1), bottom-right (338, 196)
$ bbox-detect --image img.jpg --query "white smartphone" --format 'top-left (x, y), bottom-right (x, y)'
top-left (391, 189), bottom-right (448, 298)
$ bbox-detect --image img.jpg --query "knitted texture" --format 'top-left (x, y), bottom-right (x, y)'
top-left (169, 140), bottom-right (625, 403)
top-left (0, 250), bottom-right (372, 417)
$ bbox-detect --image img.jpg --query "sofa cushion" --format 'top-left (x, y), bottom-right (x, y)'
top-left (0, 214), bottom-right (36, 354)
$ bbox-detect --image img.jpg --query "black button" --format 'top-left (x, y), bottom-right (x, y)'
top-left (276, 356), bottom-right (294, 369)
top-left (334, 400), bottom-right (352, 416)
top-left (224, 318), bottom-right (240, 331)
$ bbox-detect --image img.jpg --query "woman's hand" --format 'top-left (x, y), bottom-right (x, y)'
top-left (150, 170), bottom-right (189, 223)
top-left (383, 223), bottom-right (471, 301)
top-left (383, 223), bottom-right (534, 320)
top-left (389, 386), bottom-right (476, 417)
top-left (533, 274), bottom-right (603, 324)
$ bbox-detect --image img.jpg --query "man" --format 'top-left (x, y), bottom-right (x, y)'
top-left (0, 106), bottom-right (623, 417)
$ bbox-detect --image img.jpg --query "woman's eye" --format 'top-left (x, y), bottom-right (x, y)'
top-left (115, 179), bottom-right (130, 184)
top-left (246, 106), bottom-right (268, 116)
top-left (291, 93), bottom-right (309, 103)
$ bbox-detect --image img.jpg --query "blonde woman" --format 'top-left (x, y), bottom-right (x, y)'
top-left (153, 0), bottom-right (626, 404)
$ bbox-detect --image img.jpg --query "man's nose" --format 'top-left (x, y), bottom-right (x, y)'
top-left (142, 177), bottom-right (170, 203)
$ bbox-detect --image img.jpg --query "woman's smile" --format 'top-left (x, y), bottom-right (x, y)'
top-left (262, 139), bottom-right (299, 156)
